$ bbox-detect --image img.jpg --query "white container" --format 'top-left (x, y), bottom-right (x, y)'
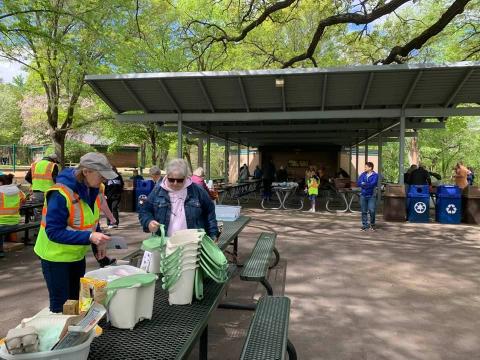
top-left (84, 266), bottom-right (156, 330)
top-left (168, 267), bottom-right (196, 305)
top-left (215, 205), bottom-right (241, 221)
top-left (0, 330), bottom-right (95, 360)
top-left (147, 250), bottom-right (161, 274)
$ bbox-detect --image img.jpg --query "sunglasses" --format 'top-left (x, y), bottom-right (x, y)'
top-left (168, 177), bottom-right (185, 184)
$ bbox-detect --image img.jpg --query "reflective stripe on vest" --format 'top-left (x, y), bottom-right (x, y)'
top-left (34, 184), bottom-right (101, 262)
top-left (32, 160), bottom-right (55, 192)
top-left (0, 191), bottom-right (22, 225)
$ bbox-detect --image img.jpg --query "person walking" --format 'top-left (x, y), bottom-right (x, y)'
top-left (306, 170), bottom-right (320, 212)
top-left (25, 154), bottom-right (60, 219)
top-left (409, 164), bottom-right (431, 185)
top-left (0, 174), bottom-right (26, 258)
top-left (357, 162), bottom-right (379, 231)
top-left (262, 159), bottom-right (276, 201)
top-left (34, 152), bottom-right (116, 313)
top-left (104, 166), bottom-right (124, 229)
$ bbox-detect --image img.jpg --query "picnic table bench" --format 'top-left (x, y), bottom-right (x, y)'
top-left (240, 296), bottom-right (297, 360)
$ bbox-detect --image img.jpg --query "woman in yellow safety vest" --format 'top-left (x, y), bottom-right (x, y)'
top-left (0, 174), bottom-right (26, 258)
top-left (306, 170), bottom-right (320, 213)
top-left (34, 153), bottom-right (117, 313)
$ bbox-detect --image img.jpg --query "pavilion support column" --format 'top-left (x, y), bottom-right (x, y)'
top-left (399, 114), bottom-right (406, 184)
top-left (224, 138), bottom-right (229, 183)
top-left (247, 145), bottom-right (250, 170)
top-left (177, 114), bottom-right (183, 158)
top-left (365, 137), bottom-right (369, 162)
top-left (206, 135), bottom-right (211, 180)
top-left (197, 137), bottom-right (204, 169)
top-left (349, 147), bottom-right (352, 180)
top-left (355, 145), bottom-right (359, 180)
top-left (237, 143), bottom-right (241, 182)
top-left (377, 134), bottom-right (383, 203)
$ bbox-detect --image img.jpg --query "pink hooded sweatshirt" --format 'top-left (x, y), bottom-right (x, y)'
top-left (160, 176), bottom-right (193, 237)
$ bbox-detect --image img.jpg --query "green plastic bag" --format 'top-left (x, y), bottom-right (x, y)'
top-left (141, 224), bottom-right (166, 251)
top-left (105, 273), bottom-right (157, 305)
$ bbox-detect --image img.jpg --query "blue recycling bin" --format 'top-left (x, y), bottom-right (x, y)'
top-left (435, 185), bottom-right (462, 224)
top-left (135, 179), bottom-right (155, 211)
top-left (407, 185), bottom-right (430, 223)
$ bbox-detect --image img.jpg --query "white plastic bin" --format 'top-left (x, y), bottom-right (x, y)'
top-left (0, 330), bottom-right (95, 360)
top-left (215, 205), bottom-right (241, 221)
top-left (168, 266), bottom-right (197, 305)
top-left (84, 266), bottom-right (156, 330)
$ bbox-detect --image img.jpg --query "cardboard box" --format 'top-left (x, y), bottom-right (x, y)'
top-left (63, 300), bottom-right (79, 315)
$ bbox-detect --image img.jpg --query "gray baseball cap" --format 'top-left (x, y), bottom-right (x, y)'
top-left (78, 152), bottom-right (117, 179)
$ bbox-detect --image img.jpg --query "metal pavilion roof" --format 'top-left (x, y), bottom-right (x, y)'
top-left (85, 62), bottom-right (480, 147)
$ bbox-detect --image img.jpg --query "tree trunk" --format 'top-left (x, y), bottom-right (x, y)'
top-left (147, 125), bottom-right (158, 166)
top-left (159, 148), bottom-right (169, 169)
top-left (408, 137), bottom-right (420, 166)
top-left (52, 130), bottom-right (66, 167)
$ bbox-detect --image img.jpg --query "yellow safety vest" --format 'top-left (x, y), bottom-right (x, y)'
top-left (0, 187), bottom-right (24, 225)
top-left (34, 184), bottom-right (101, 262)
top-left (307, 178), bottom-right (319, 196)
top-left (31, 159), bottom-right (56, 192)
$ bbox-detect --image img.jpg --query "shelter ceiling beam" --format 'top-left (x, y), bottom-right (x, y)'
top-left (197, 79), bottom-right (215, 112)
top-left (361, 73), bottom-right (374, 109)
top-left (121, 81), bottom-right (149, 113)
top-left (115, 107), bottom-right (480, 123)
top-left (157, 79), bottom-right (182, 113)
top-left (237, 78), bottom-right (250, 112)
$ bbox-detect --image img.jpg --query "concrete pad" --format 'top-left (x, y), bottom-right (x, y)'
top-left (1, 209), bottom-right (480, 360)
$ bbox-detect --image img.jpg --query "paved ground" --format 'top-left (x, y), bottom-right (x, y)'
top-left (1, 208), bottom-right (480, 359)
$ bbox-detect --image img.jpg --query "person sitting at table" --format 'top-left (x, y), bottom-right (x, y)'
top-left (138, 158), bottom-right (218, 240)
top-left (0, 174), bottom-right (26, 258)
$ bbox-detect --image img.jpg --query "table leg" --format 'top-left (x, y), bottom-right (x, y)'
top-left (199, 325), bottom-right (208, 360)
top-left (233, 236), bottom-right (238, 258)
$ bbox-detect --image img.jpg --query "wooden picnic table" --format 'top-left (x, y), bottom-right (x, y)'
top-left (88, 267), bottom-right (236, 360)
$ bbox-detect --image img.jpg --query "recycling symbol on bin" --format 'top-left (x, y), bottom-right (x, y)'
top-left (446, 204), bottom-right (457, 215)
top-left (138, 194), bottom-right (148, 205)
top-left (414, 202), bottom-right (427, 214)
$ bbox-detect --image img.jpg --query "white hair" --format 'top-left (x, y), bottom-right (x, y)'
top-left (149, 166), bottom-right (161, 176)
top-left (193, 167), bottom-right (205, 177)
top-left (166, 158), bottom-right (191, 177)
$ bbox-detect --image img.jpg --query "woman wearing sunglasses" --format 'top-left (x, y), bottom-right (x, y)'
top-left (138, 158), bottom-right (218, 240)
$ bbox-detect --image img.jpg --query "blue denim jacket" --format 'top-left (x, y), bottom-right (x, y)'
top-left (138, 183), bottom-right (218, 238)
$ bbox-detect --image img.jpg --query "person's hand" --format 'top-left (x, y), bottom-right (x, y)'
top-left (90, 232), bottom-right (110, 245)
top-left (148, 220), bottom-right (160, 233)
top-left (95, 243), bottom-right (107, 260)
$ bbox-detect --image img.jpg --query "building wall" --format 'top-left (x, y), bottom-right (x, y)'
top-left (339, 150), bottom-right (378, 178)
top-left (96, 147), bottom-right (139, 168)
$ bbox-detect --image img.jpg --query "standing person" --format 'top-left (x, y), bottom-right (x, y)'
top-left (253, 165), bottom-right (262, 179)
top-left (238, 164), bottom-right (250, 183)
top-left (454, 162), bottom-right (468, 189)
top-left (149, 166), bottom-right (162, 184)
top-left (409, 164), bottom-right (431, 185)
top-left (277, 165), bottom-right (288, 182)
top-left (192, 167), bottom-right (210, 193)
top-left (262, 159), bottom-right (276, 200)
top-left (404, 164), bottom-right (418, 185)
top-left (467, 167), bottom-right (475, 186)
top-left (25, 154), bottom-right (60, 219)
top-left (357, 162), bottom-right (379, 231)
top-left (34, 153), bottom-right (116, 313)
top-left (0, 174), bottom-right (26, 258)
top-left (138, 159), bottom-right (218, 239)
top-left (306, 170), bottom-right (320, 212)
top-left (104, 166), bottom-right (124, 229)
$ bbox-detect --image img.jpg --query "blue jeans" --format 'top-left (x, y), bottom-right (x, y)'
top-left (41, 258), bottom-right (86, 313)
top-left (360, 195), bottom-right (376, 228)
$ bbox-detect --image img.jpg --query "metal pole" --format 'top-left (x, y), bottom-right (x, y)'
top-left (206, 135), bottom-right (211, 180)
top-left (365, 137), bottom-right (369, 162)
top-left (399, 114), bottom-right (406, 184)
top-left (247, 144), bottom-right (250, 170)
top-left (12, 144), bottom-right (16, 172)
top-left (197, 137), bottom-right (204, 169)
top-left (177, 114), bottom-right (183, 158)
top-left (377, 134), bottom-right (382, 203)
top-left (349, 147), bottom-right (352, 179)
top-left (224, 138), bottom-right (229, 183)
top-left (355, 145), bottom-right (359, 180)
top-left (237, 143), bottom-right (241, 182)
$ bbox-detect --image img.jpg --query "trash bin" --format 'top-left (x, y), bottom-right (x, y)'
top-left (383, 184), bottom-right (406, 221)
top-left (135, 180), bottom-right (155, 212)
top-left (435, 185), bottom-right (462, 224)
top-left (462, 186), bottom-right (480, 224)
top-left (407, 185), bottom-right (430, 223)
